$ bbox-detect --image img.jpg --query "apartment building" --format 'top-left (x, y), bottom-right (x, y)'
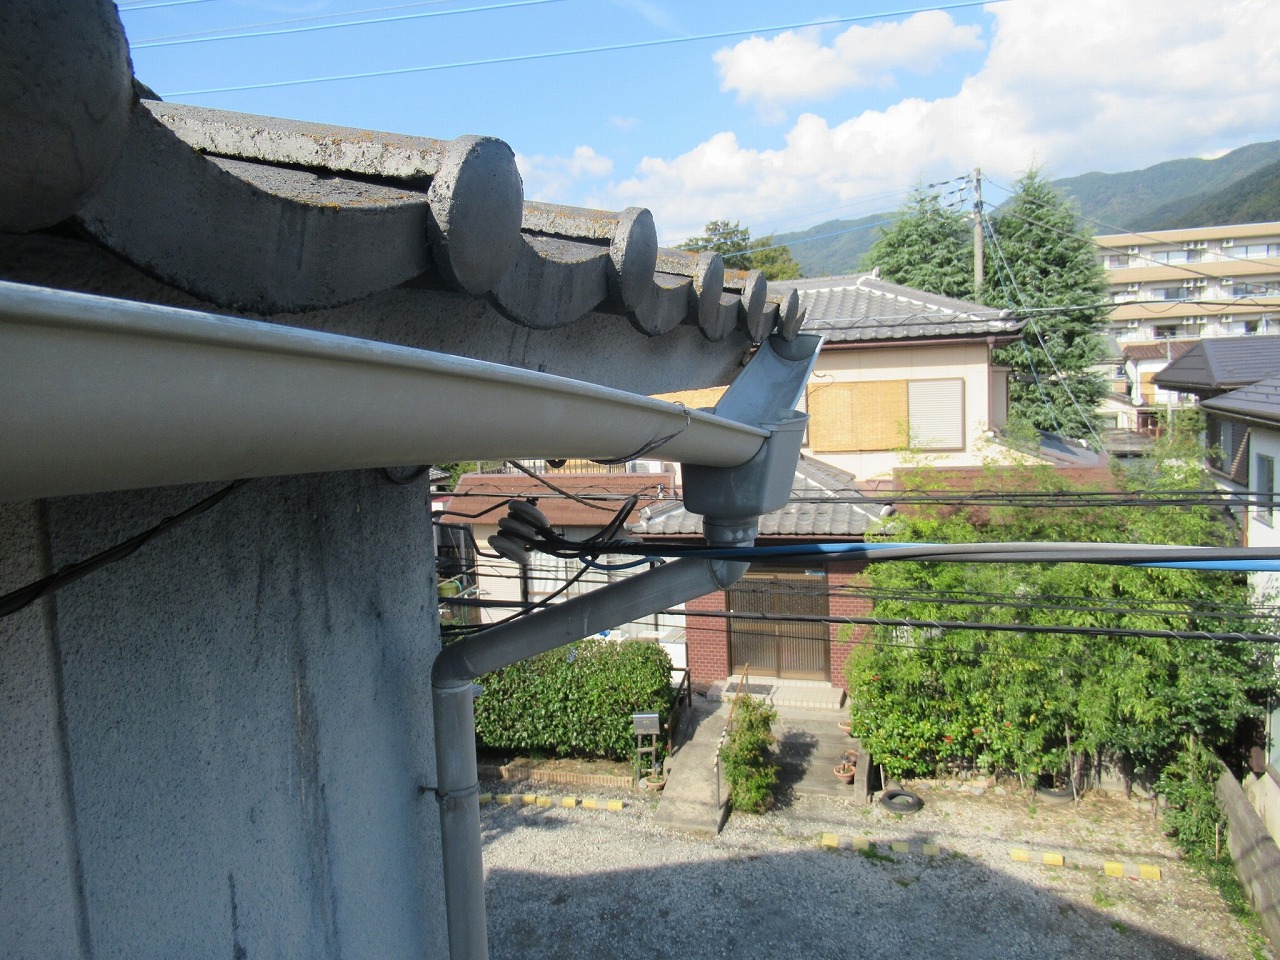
top-left (1096, 222), bottom-right (1280, 344)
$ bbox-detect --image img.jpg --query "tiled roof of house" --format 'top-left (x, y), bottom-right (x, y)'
top-left (1153, 336), bottom-right (1280, 394)
top-left (628, 457), bottom-right (891, 538)
top-left (1201, 376), bottom-right (1280, 425)
top-left (779, 273), bottom-right (1023, 343)
top-left (0, 3), bottom-right (804, 397)
top-left (447, 471), bottom-right (677, 529)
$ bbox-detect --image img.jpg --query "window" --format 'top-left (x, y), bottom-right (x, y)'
top-left (1105, 254), bottom-right (1130, 269)
top-left (1149, 249), bottom-right (1201, 265)
top-left (1155, 287), bottom-right (1187, 301)
top-left (1207, 414), bottom-right (1249, 483)
top-left (1153, 324), bottom-right (1179, 339)
top-left (1257, 454), bottom-right (1275, 527)
top-left (806, 378), bottom-right (964, 453)
top-left (1237, 243), bottom-right (1280, 259)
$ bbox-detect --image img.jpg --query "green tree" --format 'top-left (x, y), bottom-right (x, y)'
top-left (862, 189), bottom-right (974, 299)
top-left (985, 171), bottom-right (1110, 440)
top-left (678, 219), bottom-right (802, 281)
top-left (846, 427), bottom-right (1266, 786)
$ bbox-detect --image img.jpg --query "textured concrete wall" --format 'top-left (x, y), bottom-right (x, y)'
top-left (2, 472), bottom-right (447, 959)
top-left (1219, 768), bottom-right (1280, 952)
top-left (0, 501), bottom-right (86, 958)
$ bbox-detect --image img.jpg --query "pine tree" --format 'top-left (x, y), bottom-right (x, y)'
top-left (678, 220), bottom-right (802, 281)
top-left (862, 189), bottom-right (974, 299)
top-left (984, 171), bottom-right (1109, 440)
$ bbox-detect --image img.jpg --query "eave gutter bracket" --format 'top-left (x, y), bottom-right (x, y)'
top-left (431, 332), bottom-right (821, 960)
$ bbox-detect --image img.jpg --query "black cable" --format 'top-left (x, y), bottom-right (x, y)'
top-left (0, 480), bottom-right (250, 620)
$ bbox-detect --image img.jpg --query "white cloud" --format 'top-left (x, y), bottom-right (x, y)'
top-left (515, 146), bottom-right (614, 204)
top-left (715, 12), bottom-right (983, 110)
top-left (610, 116), bottom-right (639, 132)
top-left (601, 0), bottom-right (1280, 241)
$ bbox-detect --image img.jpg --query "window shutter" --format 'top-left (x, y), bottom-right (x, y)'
top-left (907, 379), bottom-right (964, 450)
top-left (806, 381), bottom-right (908, 452)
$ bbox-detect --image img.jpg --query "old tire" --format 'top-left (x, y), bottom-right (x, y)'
top-left (880, 788), bottom-right (924, 814)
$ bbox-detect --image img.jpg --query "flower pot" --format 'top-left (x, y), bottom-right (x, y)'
top-left (837, 720), bottom-right (852, 735)
top-left (644, 775), bottom-right (666, 791)
top-left (834, 763), bottom-right (856, 784)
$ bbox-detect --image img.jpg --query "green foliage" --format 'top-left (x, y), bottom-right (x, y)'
top-left (719, 695), bottom-right (779, 813)
top-left (985, 170), bottom-right (1110, 440)
top-left (678, 219), bottom-right (802, 281)
top-left (1155, 737), bottom-right (1225, 853)
top-left (846, 441), bottom-right (1266, 783)
top-left (473, 638), bottom-right (675, 760)
top-left (862, 189), bottom-right (975, 300)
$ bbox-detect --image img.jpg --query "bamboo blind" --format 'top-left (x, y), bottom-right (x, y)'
top-left (806, 380), bottom-right (909, 452)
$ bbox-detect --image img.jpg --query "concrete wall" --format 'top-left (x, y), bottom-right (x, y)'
top-left (1219, 768), bottom-right (1280, 951)
top-left (1, 472), bottom-right (447, 959)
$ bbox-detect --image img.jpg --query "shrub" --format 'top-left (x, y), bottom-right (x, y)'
top-left (719, 694), bottom-right (779, 813)
top-left (473, 638), bottom-right (674, 760)
top-left (1155, 736), bottom-right (1226, 854)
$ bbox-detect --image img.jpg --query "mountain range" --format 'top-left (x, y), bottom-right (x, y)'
top-left (778, 141), bottom-right (1280, 278)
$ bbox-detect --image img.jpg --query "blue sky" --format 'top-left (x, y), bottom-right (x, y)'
top-left (122, 0), bottom-right (1280, 245)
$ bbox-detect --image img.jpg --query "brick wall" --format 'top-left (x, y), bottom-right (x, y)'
top-left (826, 560), bottom-right (870, 692)
top-left (684, 591), bottom-right (729, 686)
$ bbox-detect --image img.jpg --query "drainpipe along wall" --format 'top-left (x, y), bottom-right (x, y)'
top-left (430, 333), bottom-right (819, 960)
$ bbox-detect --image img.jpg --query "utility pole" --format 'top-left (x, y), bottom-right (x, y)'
top-left (972, 167), bottom-right (984, 298)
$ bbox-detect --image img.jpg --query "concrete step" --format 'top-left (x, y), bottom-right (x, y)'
top-left (705, 677), bottom-right (845, 712)
top-left (654, 700), bottom-right (731, 836)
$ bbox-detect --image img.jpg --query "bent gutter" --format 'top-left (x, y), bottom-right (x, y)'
top-left (0, 280), bottom-right (769, 502)
top-left (432, 332), bottom-right (819, 960)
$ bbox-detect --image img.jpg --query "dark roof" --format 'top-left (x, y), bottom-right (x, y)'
top-left (448, 472), bottom-right (677, 528)
top-left (1201, 376), bottom-right (1280, 425)
top-left (1153, 336), bottom-right (1280, 394)
top-left (1, 7), bottom-right (805, 398)
top-left (628, 457), bottom-right (892, 538)
top-left (780, 273), bottom-right (1023, 344)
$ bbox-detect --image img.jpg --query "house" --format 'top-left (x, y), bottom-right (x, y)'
top-left (1097, 222), bottom-right (1280, 346)
top-left (779, 273), bottom-right (1029, 480)
top-left (1154, 336), bottom-right (1280, 491)
top-left (628, 456), bottom-right (892, 695)
top-left (0, 4), bottom-right (813, 957)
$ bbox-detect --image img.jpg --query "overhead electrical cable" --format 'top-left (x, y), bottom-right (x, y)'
top-left (132, 0), bottom-right (466, 43)
top-left (159, 0), bottom-right (1008, 97)
top-left (131, 0), bottom-right (567, 49)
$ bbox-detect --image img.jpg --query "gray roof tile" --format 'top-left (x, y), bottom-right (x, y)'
top-left (1201, 376), bottom-right (1280, 423)
top-left (780, 274), bottom-right (1023, 343)
top-left (1154, 336), bottom-right (1280, 393)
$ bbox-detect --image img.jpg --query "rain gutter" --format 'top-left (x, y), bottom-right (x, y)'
top-left (0, 280), bottom-right (771, 502)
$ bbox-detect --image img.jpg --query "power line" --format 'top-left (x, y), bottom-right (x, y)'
top-left (131, 0), bottom-right (567, 49)
top-left (159, 0), bottom-right (1005, 97)
top-left (131, 0), bottom-right (465, 43)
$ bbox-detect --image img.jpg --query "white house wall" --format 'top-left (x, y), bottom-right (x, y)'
top-left (801, 341), bottom-right (1004, 479)
top-left (1, 473), bottom-right (447, 959)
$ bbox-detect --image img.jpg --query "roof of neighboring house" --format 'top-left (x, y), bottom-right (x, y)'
top-left (627, 457), bottom-right (892, 539)
top-left (447, 471), bottom-right (677, 529)
top-left (1153, 336), bottom-right (1280, 394)
top-left (1201, 376), bottom-right (1280, 425)
top-left (778, 273), bottom-right (1024, 344)
top-left (1123, 341), bottom-right (1196, 364)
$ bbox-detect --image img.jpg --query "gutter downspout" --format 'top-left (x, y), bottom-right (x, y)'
top-left (431, 333), bottom-right (820, 960)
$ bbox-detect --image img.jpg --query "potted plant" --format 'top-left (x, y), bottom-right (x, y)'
top-left (643, 772), bottom-right (667, 791)
top-left (834, 759), bottom-right (856, 784)
top-left (837, 719), bottom-right (852, 735)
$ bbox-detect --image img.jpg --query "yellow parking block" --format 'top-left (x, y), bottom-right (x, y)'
top-left (821, 833), bottom-right (840, 849)
top-left (535, 796), bottom-right (552, 807)
top-left (496, 794), bottom-right (516, 805)
top-left (890, 842), bottom-right (910, 853)
top-left (923, 844), bottom-right (941, 857)
top-left (521, 793), bottom-right (538, 805)
top-left (478, 793), bottom-right (493, 805)
top-left (1011, 848), bottom-right (1030, 862)
top-left (1104, 861), bottom-right (1124, 877)
top-left (560, 796), bottom-right (579, 808)
top-left (605, 799), bottom-right (624, 811)
top-left (1138, 864), bottom-right (1162, 881)
top-left (1042, 852), bottom-right (1065, 867)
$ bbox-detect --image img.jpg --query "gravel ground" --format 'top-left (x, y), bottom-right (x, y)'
top-left (481, 781), bottom-right (1269, 960)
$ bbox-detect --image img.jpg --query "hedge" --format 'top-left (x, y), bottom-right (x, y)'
top-left (473, 637), bottom-right (675, 760)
